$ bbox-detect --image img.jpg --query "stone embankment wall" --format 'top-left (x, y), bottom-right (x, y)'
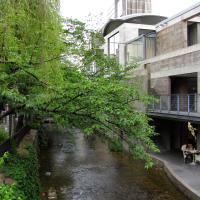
top-left (0, 129), bottom-right (40, 200)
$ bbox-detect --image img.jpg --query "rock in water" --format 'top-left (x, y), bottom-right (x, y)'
top-left (48, 187), bottom-right (57, 199)
top-left (45, 172), bottom-right (51, 176)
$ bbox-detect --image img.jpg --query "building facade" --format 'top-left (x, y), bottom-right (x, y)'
top-left (113, 0), bottom-right (151, 18)
top-left (102, 2), bottom-right (200, 152)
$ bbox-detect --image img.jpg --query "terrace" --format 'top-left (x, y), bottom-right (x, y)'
top-left (149, 93), bottom-right (200, 117)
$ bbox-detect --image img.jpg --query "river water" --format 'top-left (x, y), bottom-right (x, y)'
top-left (39, 126), bottom-right (188, 200)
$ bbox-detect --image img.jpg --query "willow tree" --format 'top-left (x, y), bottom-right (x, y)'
top-left (0, 0), bottom-right (64, 120)
top-left (0, 0), bottom-right (158, 167)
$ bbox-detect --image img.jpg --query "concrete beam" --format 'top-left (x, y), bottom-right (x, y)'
top-left (156, 3), bottom-right (200, 32)
top-left (141, 43), bottom-right (200, 65)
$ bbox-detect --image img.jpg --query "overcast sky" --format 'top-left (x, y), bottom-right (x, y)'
top-left (60, 0), bottom-right (200, 25)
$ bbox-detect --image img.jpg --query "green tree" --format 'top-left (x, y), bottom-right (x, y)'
top-left (0, 0), bottom-right (158, 167)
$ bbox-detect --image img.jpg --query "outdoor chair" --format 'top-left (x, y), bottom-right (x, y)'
top-left (195, 153), bottom-right (200, 164)
top-left (181, 145), bottom-right (193, 163)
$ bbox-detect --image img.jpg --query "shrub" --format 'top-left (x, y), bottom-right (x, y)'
top-left (109, 138), bottom-right (123, 152)
top-left (0, 184), bottom-right (26, 200)
top-left (0, 146), bottom-right (40, 200)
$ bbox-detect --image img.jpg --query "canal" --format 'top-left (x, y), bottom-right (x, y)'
top-left (39, 126), bottom-right (188, 200)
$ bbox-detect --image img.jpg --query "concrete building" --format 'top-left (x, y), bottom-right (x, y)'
top-left (102, 14), bottom-right (166, 65)
top-left (102, 2), bottom-right (200, 152)
top-left (114, 0), bottom-right (152, 18)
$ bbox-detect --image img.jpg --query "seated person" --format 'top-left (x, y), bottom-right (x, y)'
top-left (181, 144), bottom-right (193, 163)
top-left (186, 143), bottom-right (194, 151)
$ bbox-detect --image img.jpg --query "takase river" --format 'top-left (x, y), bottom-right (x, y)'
top-left (39, 126), bottom-right (188, 200)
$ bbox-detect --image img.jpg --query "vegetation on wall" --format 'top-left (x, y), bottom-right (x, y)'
top-left (0, 184), bottom-right (25, 200)
top-left (0, 146), bottom-right (40, 200)
top-left (0, 0), bottom-right (157, 167)
top-left (109, 138), bottom-right (123, 153)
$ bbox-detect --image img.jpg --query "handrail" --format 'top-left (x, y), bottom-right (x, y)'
top-left (149, 94), bottom-right (199, 114)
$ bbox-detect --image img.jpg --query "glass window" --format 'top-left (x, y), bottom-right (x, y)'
top-left (117, 0), bottom-right (123, 17)
top-left (127, 38), bottom-right (144, 63)
top-left (145, 33), bottom-right (156, 59)
top-left (108, 32), bottom-right (119, 58)
top-left (188, 23), bottom-right (200, 46)
top-left (126, 32), bottom-right (156, 64)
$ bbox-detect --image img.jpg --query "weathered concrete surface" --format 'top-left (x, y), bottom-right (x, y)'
top-left (156, 21), bottom-right (187, 55)
top-left (17, 129), bottom-right (37, 157)
top-left (153, 152), bottom-right (200, 200)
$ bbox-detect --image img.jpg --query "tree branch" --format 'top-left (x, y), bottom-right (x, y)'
top-left (0, 109), bottom-right (14, 120)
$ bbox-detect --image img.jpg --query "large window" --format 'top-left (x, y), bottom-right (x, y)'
top-left (127, 38), bottom-right (144, 63)
top-left (126, 32), bottom-right (156, 64)
top-left (145, 32), bottom-right (156, 59)
top-left (108, 32), bottom-right (119, 58)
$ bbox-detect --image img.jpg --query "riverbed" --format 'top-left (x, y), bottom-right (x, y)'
top-left (39, 126), bottom-right (188, 200)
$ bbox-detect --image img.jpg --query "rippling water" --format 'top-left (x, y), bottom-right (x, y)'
top-left (39, 126), bottom-right (188, 200)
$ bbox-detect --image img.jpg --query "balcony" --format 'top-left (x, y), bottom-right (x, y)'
top-left (148, 94), bottom-right (200, 118)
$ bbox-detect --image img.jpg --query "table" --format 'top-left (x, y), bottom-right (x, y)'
top-left (186, 150), bottom-right (200, 164)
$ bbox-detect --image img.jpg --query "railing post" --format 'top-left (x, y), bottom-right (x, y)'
top-left (153, 100), bottom-right (155, 111)
top-left (168, 96), bottom-right (171, 112)
top-left (195, 93), bottom-right (197, 113)
top-left (160, 96), bottom-right (162, 112)
top-left (177, 95), bottom-right (180, 113)
top-left (188, 94), bottom-right (190, 114)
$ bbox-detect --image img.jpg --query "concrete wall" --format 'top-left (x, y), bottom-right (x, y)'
top-left (150, 77), bottom-right (170, 95)
top-left (156, 21), bottom-right (188, 55)
top-left (144, 49), bottom-right (200, 96)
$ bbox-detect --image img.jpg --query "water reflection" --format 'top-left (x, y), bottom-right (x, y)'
top-left (39, 127), bottom-right (188, 200)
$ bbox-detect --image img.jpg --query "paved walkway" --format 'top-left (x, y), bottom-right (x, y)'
top-left (153, 152), bottom-right (200, 200)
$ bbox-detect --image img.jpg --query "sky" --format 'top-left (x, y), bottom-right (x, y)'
top-left (60, 0), bottom-right (200, 26)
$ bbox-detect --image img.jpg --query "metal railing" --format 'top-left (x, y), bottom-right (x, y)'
top-left (148, 94), bottom-right (199, 115)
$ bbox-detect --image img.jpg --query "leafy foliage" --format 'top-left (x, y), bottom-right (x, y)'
top-left (0, 146), bottom-right (40, 200)
top-left (0, 184), bottom-right (25, 200)
top-left (109, 138), bottom-right (123, 152)
top-left (0, 0), bottom-right (158, 167)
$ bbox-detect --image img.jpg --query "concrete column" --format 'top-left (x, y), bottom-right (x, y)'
top-left (196, 125), bottom-right (200, 151)
top-left (197, 23), bottom-right (200, 44)
top-left (197, 72), bottom-right (200, 113)
top-left (114, 0), bottom-right (118, 18)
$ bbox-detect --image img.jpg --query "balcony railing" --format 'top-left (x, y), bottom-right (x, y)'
top-left (148, 94), bottom-right (200, 116)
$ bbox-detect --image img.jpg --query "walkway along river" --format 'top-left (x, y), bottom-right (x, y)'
top-left (39, 126), bottom-right (189, 200)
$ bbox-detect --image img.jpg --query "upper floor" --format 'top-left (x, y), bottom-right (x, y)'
top-left (156, 2), bottom-right (200, 55)
top-left (102, 2), bottom-right (200, 121)
top-left (102, 14), bottom-right (166, 65)
top-left (102, 2), bottom-right (200, 66)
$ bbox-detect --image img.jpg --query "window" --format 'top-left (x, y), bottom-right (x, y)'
top-left (127, 38), bottom-right (144, 63)
top-left (145, 32), bottom-right (156, 59)
top-left (188, 22), bottom-right (200, 46)
top-left (117, 0), bottom-right (123, 17)
top-left (126, 32), bottom-right (156, 64)
top-left (108, 32), bottom-right (119, 58)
